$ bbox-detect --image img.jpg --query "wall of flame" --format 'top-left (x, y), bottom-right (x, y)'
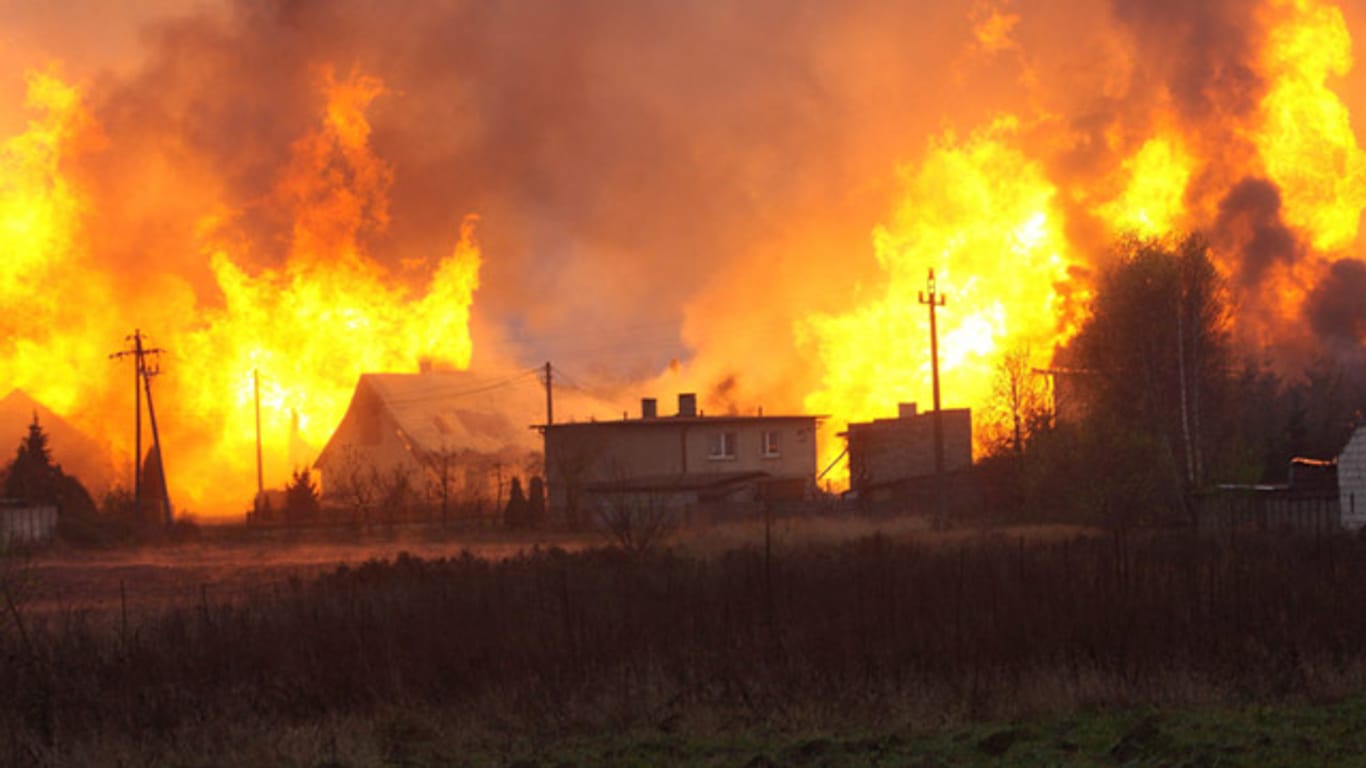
top-left (0, 0), bottom-right (1363, 513)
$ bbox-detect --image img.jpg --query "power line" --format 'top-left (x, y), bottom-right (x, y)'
top-left (380, 368), bottom-right (543, 407)
top-left (547, 363), bottom-right (623, 403)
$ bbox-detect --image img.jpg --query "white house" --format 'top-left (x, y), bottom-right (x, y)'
top-left (1339, 426), bottom-right (1366, 530)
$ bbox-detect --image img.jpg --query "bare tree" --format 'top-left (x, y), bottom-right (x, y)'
top-left (329, 446), bottom-right (379, 525)
top-left (377, 464), bottom-right (415, 522)
top-left (551, 438), bottom-right (604, 530)
top-left (595, 489), bottom-right (680, 554)
top-left (983, 342), bottom-right (1052, 459)
top-left (421, 444), bottom-right (462, 526)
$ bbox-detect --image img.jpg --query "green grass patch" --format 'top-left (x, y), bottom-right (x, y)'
top-left (484, 697), bottom-right (1366, 768)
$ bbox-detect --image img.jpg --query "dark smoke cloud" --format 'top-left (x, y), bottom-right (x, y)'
top-left (75, 0), bottom-right (973, 385)
top-left (16, 0), bottom-right (1363, 399)
top-left (1307, 259), bottom-right (1366, 349)
top-left (1214, 177), bottom-right (1301, 287)
top-left (1109, 0), bottom-right (1265, 125)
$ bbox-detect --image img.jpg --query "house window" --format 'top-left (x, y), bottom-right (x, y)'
top-left (761, 430), bottom-right (780, 458)
top-left (708, 431), bottom-right (737, 460)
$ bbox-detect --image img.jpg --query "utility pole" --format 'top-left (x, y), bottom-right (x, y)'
top-left (141, 350), bottom-right (173, 526)
top-left (918, 269), bottom-right (948, 528)
top-left (254, 368), bottom-right (264, 515)
top-left (110, 330), bottom-right (164, 515)
top-left (544, 361), bottom-right (553, 426)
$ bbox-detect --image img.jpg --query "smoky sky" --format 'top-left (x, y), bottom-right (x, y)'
top-left (1109, 0), bottom-right (1265, 125)
top-left (1307, 259), bottom-right (1366, 349)
top-left (1215, 177), bottom-right (1301, 287)
top-left (75, 0), bottom-right (971, 382)
top-left (13, 0), bottom-right (1366, 391)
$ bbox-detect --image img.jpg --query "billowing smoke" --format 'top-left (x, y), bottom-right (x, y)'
top-left (1214, 177), bottom-right (1301, 288)
top-left (1307, 259), bottom-right (1366, 350)
top-left (79, 0), bottom-right (963, 382)
top-left (1109, 0), bottom-right (1265, 125)
top-left (1, 0), bottom-right (1364, 511)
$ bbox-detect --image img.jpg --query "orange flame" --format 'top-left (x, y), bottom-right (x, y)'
top-left (0, 66), bottom-right (480, 513)
top-left (798, 118), bottom-right (1080, 474)
top-left (1256, 0), bottom-right (1366, 252)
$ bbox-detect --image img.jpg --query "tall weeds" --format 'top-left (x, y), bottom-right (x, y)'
top-left (4, 531), bottom-right (1366, 759)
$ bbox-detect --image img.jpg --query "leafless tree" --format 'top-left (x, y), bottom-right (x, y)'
top-left (421, 444), bottom-right (462, 526)
top-left (329, 446), bottom-right (380, 525)
top-left (983, 342), bottom-right (1052, 459)
top-left (595, 489), bottom-right (680, 554)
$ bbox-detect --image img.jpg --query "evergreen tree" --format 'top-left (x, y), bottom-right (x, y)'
top-left (527, 476), bottom-right (546, 528)
top-left (284, 468), bottom-right (321, 523)
top-left (5, 413), bottom-right (58, 503)
top-left (5, 413), bottom-right (98, 542)
top-left (504, 476), bottom-right (529, 528)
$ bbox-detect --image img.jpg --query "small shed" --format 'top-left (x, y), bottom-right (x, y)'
top-left (1339, 426), bottom-right (1366, 530)
top-left (0, 502), bottom-right (57, 547)
top-left (843, 403), bottom-right (973, 498)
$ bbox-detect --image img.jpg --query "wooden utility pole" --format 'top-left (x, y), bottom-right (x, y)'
top-left (141, 352), bottom-right (173, 525)
top-left (918, 269), bottom-right (948, 528)
top-left (254, 368), bottom-right (264, 513)
top-left (544, 361), bottom-right (554, 426)
top-left (110, 330), bottom-right (164, 514)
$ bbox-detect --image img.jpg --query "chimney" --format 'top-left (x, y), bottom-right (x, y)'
top-left (677, 393), bottom-right (697, 418)
top-left (898, 402), bottom-right (918, 419)
top-left (641, 398), bottom-right (657, 419)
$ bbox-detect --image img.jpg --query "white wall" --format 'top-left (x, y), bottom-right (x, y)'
top-left (0, 505), bottom-right (57, 547)
top-left (1339, 426), bottom-right (1366, 530)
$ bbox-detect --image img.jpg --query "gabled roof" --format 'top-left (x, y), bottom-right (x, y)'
top-left (0, 389), bottom-right (115, 492)
top-left (315, 371), bottom-right (541, 468)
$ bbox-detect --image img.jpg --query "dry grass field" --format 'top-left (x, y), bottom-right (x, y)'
top-left (5, 519), bottom-right (1366, 765)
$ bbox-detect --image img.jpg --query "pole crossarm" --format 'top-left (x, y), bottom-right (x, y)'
top-left (109, 329), bottom-right (172, 525)
top-left (916, 269), bottom-right (949, 528)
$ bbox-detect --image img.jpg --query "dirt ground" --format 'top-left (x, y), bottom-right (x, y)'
top-left (8, 526), bottom-right (591, 623)
top-left (6, 516), bottom-right (1096, 626)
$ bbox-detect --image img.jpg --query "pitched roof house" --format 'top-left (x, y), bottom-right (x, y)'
top-left (314, 372), bottom-right (540, 509)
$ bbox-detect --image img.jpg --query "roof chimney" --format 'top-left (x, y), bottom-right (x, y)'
top-left (678, 392), bottom-right (697, 418)
top-left (898, 402), bottom-right (918, 419)
top-left (641, 398), bottom-right (657, 419)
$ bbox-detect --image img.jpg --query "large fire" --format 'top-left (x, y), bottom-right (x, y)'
top-left (0, 65), bottom-right (479, 513)
top-left (0, 0), bottom-right (1364, 511)
top-left (797, 0), bottom-right (1366, 477)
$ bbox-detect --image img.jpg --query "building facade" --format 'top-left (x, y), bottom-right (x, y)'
top-left (1339, 426), bottom-right (1366, 530)
top-left (844, 403), bottom-right (972, 497)
top-left (542, 393), bottom-right (821, 526)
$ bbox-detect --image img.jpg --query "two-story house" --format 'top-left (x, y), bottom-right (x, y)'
top-left (542, 393), bottom-right (821, 526)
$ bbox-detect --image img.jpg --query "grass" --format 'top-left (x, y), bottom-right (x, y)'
top-left (7, 525), bottom-right (1366, 764)
top-left (30, 696), bottom-right (1366, 766)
